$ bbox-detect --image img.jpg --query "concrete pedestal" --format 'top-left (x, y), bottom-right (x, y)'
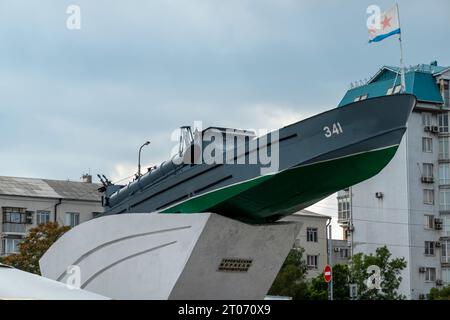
top-left (40, 213), bottom-right (300, 300)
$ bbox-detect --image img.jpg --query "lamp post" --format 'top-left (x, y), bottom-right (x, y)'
top-left (137, 141), bottom-right (150, 178)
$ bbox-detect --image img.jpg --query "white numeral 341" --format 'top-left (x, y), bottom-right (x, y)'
top-left (323, 122), bottom-right (343, 138)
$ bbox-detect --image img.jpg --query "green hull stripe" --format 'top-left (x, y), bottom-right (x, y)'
top-left (161, 145), bottom-right (398, 223)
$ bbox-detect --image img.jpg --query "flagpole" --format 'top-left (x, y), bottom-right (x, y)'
top-left (396, 3), bottom-right (406, 93)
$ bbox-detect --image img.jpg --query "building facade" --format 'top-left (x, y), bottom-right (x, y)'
top-left (331, 239), bottom-right (350, 266)
top-left (282, 210), bottom-right (331, 279)
top-left (0, 175), bottom-right (102, 256)
top-left (337, 61), bottom-right (450, 299)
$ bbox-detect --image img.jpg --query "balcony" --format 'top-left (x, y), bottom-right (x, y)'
top-left (442, 256), bottom-right (450, 266)
top-left (338, 212), bottom-right (350, 224)
top-left (439, 154), bottom-right (450, 162)
top-left (2, 223), bottom-right (26, 234)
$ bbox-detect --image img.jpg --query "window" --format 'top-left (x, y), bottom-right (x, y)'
top-left (387, 85), bottom-right (402, 96)
top-left (439, 163), bottom-right (450, 185)
top-left (423, 163), bottom-right (434, 179)
top-left (2, 238), bottom-right (21, 254)
top-left (353, 94), bottom-right (368, 102)
top-left (442, 240), bottom-right (450, 264)
top-left (307, 255), bottom-right (318, 269)
top-left (425, 267), bottom-right (436, 282)
top-left (422, 137), bottom-right (433, 153)
top-left (65, 212), bottom-right (80, 227)
top-left (439, 136), bottom-right (450, 160)
top-left (338, 198), bottom-right (350, 221)
top-left (443, 268), bottom-right (450, 284)
top-left (422, 112), bottom-right (432, 126)
top-left (440, 189), bottom-right (450, 211)
top-left (36, 211), bottom-right (50, 225)
top-left (340, 248), bottom-right (349, 258)
top-left (443, 80), bottom-right (450, 110)
top-left (425, 241), bottom-right (435, 255)
top-left (439, 113), bottom-right (449, 133)
top-left (444, 215), bottom-right (450, 237)
top-left (306, 227), bottom-right (318, 242)
top-left (2, 207), bottom-right (26, 224)
top-left (424, 189), bottom-right (434, 205)
top-left (424, 215), bottom-right (434, 229)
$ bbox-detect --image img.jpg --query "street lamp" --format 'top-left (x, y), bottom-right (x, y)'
top-left (137, 141), bottom-right (150, 178)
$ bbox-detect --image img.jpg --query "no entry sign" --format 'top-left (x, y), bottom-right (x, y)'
top-left (324, 264), bottom-right (332, 283)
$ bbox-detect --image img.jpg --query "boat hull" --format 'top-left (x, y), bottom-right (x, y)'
top-left (164, 142), bottom-right (400, 223)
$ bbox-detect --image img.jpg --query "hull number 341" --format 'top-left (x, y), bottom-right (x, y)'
top-left (323, 122), bottom-right (343, 138)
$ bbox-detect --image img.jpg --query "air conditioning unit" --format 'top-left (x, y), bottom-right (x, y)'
top-left (418, 293), bottom-right (426, 300)
top-left (432, 125), bottom-right (440, 133)
top-left (419, 267), bottom-right (426, 273)
top-left (334, 247), bottom-right (340, 252)
top-left (375, 192), bottom-right (384, 199)
top-left (436, 279), bottom-right (443, 286)
top-left (434, 218), bottom-right (443, 230)
top-left (25, 211), bottom-right (34, 224)
top-left (435, 241), bottom-right (442, 248)
top-left (424, 126), bottom-right (431, 132)
top-left (421, 176), bottom-right (434, 183)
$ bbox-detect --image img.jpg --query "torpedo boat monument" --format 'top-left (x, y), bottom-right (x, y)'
top-left (40, 94), bottom-right (416, 299)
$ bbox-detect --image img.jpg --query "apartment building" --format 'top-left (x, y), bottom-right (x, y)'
top-left (0, 174), bottom-right (102, 256)
top-left (282, 210), bottom-right (331, 279)
top-left (331, 239), bottom-right (350, 266)
top-left (337, 61), bottom-right (450, 299)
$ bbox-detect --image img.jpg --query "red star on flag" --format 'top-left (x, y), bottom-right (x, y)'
top-left (381, 15), bottom-right (392, 30)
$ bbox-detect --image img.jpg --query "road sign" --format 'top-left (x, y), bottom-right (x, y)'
top-left (324, 264), bottom-right (332, 283)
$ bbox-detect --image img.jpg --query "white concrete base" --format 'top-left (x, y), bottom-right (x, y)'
top-left (40, 213), bottom-right (301, 300)
top-left (0, 264), bottom-right (109, 300)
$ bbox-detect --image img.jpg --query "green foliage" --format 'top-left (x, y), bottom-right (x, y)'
top-left (429, 285), bottom-right (450, 300)
top-left (349, 246), bottom-right (406, 300)
top-left (0, 222), bottom-right (70, 275)
top-left (268, 248), bottom-right (309, 299)
top-left (268, 245), bottom-right (407, 300)
top-left (307, 264), bottom-right (350, 300)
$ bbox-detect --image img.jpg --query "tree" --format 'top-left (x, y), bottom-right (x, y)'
top-left (0, 222), bottom-right (70, 275)
top-left (268, 248), bottom-right (309, 299)
top-left (349, 246), bottom-right (407, 300)
top-left (306, 246), bottom-right (406, 300)
top-left (429, 285), bottom-right (450, 300)
top-left (307, 264), bottom-right (350, 300)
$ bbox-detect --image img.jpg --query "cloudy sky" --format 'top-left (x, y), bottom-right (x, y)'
top-left (1, 0), bottom-right (449, 236)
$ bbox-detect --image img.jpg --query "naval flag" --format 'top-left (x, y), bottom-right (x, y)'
top-left (368, 5), bottom-right (401, 43)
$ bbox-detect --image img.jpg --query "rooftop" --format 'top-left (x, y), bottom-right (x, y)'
top-left (0, 176), bottom-right (102, 202)
top-left (340, 61), bottom-right (450, 107)
top-left (292, 209), bottom-right (331, 220)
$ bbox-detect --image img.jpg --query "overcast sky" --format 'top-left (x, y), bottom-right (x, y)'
top-left (1, 0), bottom-right (449, 237)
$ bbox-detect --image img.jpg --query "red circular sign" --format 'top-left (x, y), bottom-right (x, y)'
top-left (324, 264), bottom-right (332, 283)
